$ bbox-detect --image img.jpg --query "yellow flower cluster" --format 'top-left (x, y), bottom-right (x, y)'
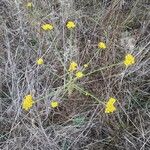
top-left (68, 61), bottom-right (84, 79)
top-left (124, 54), bottom-right (135, 67)
top-left (68, 61), bottom-right (78, 72)
top-left (37, 58), bottom-right (44, 65)
top-left (41, 24), bottom-right (54, 31)
top-left (83, 64), bottom-right (88, 68)
top-left (27, 2), bottom-right (32, 8)
top-left (98, 42), bottom-right (106, 49)
top-left (51, 101), bottom-right (59, 108)
top-left (105, 97), bottom-right (116, 113)
top-left (66, 21), bottom-right (76, 29)
top-left (22, 95), bottom-right (34, 111)
top-left (76, 71), bottom-right (84, 78)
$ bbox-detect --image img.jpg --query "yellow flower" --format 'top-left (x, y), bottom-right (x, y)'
top-left (76, 71), bottom-right (84, 78)
top-left (68, 61), bottom-right (78, 72)
top-left (83, 64), bottom-right (88, 68)
top-left (41, 24), bottom-right (53, 31)
top-left (105, 97), bottom-right (116, 113)
top-left (124, 54), bottom-right (135, 67)
top-left (27, 2), bottom-right (32, 8)
top-left (85, 92), bottom-right (89, 96)
top-left (37, 58), bottom-right (44, 65)
top-left (98, 42), bottom-right (106, 49)
top-left (66, 21), bottom-right (76, 29)
top-left (51, 101), bottom-right (59, 108)
top-left (22, 95), bottom-right (34, 111)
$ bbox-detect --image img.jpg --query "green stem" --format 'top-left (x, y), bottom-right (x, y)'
top-left (85, 62), bottom-right (122, 76)
top-left (74, 84), bottom-right (104, 105)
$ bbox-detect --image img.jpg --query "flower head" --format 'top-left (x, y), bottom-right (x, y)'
top-left (22, 95), bottom-right (34, 111)
top-left (85, 92), bottom-right (90, 96)
top-left (41, 24), bottom-right (53, 31)
top-left (66, 21), bottom-right (76, 29)
top-left (105, 97), bottom-right (116, 113)
top-left (68, 61), bottom-right (78, 72)
top-left (37, 58), bottom-right (44, 65)
top-left (27, 2), bottom-right (32, 8)
top-left (124, 54), bottom-right (135, 67)
top-left (98, 42), bottom-right (106, 49)
top-left (76, 71), bottom-right (84, 78)
top-left (83, 64), bottom-right (88, 68)
top-left (51, 101), bottom-right (59, 108)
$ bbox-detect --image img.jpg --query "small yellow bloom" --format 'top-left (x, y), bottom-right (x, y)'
top-left (41, 24), bottom-right (53, 31)
top-left (98, 42), bottom-right (106, 49)
top-left (83, 64), bottom-right (88, 68)
top-left (66, 21), bottom-right (76, 29)
top-left (68, 61), bottom-right (78, 72)
top-left (27, 2), bottom-right (32, 8)
top-left (85, 92), bottom-right (89, 96)
top-left (51, 101), bottom-right (59, 108)
top-left (124, 54), bottom-right (135, 67)
top-left (105, 97), bottom-right (116, 113)
top-left (37, 58), bottom-right (44, 65)
top-left (76, 71), bottom-right (84, 78)
top-left (22, 95), bottom-right (34, 111)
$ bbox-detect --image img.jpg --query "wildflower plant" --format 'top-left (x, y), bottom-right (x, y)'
top-left (2, 1), bottom-right (149, 149)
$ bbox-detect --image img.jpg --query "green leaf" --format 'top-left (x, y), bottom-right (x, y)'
top-left (73, 116), bottom-right (85, 126)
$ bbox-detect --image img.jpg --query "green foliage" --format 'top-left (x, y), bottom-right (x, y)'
top-left (73, 116), bottom-right (85, 126)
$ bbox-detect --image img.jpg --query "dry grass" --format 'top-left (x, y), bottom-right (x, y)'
top-left (0, 0), bottom-right (150, 150)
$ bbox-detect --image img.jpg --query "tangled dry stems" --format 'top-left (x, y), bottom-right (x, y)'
top-left (0, 0), bottom-right (150, 150)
